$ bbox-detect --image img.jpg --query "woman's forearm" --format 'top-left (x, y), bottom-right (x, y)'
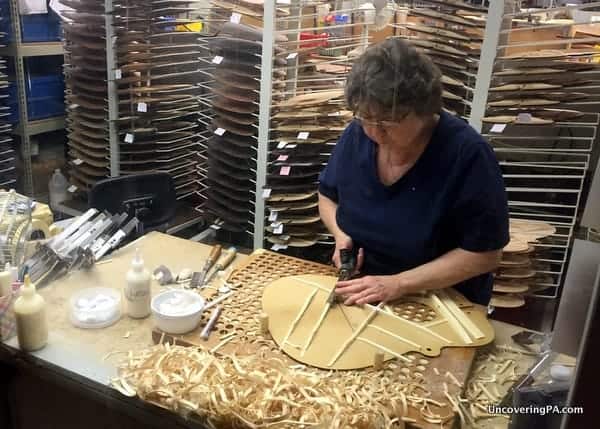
top-left (396, 248), bottom-right (502, 294)
top-left (318, 192), bottom-right (347, 240)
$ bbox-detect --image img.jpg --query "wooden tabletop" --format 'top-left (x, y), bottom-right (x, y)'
top-left (1, 231), bottom-right (548, 429)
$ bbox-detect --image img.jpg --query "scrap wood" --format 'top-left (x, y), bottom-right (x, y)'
top-left (113, 344), bottom-right (455, 428)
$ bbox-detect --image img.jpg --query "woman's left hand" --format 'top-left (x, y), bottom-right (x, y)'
top-left (335, 275), bottom-right (405, 306)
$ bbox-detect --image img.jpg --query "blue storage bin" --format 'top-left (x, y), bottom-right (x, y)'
top-left (21, 11), bottom-right (61, 42)
top-left (0, 1), bottom-right (62, 42)
top-left (7, 82), bottom-right (64, 122)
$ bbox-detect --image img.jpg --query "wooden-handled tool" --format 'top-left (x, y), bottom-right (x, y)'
top-left (196, 244), bottom-right (222, 286)
top-left (203, 247), bottom-right (237, 286)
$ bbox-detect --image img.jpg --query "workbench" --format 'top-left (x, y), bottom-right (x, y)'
top-left (0, 232), bottom-right (545, 429)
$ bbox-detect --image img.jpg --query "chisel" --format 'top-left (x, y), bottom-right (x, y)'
top-left (203, 247), bottom-right (237, 286)
top-left (195, 244), bottom-right (222, 287)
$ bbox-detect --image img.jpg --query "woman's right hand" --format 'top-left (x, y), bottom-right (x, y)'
top-left (332, 233), bottom-right (364, 273)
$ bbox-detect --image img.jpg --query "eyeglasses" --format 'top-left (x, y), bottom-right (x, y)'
top-left (354, 112), bottom-right (410, 131)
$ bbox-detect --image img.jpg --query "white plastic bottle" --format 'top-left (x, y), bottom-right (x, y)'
top-left (125, 248), bottom-right (151, 318)
top-left (48, 169), bottom-right (69, 208)
top-left (0, 263), bottom-right (11, 297)
top-left (14, 275), bottom-right (48, 351)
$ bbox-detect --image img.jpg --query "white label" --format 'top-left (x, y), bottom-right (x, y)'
top-left (277, 141), bottom-right (287, 149)
top-left (279, 166), bottom-right (291, 176)
top-left (210, 224), bottom-right (221, 230)
top-left (73, 158), bottom-right (83, 165)
top-left (212, 55), bottom-right (224, 64)
top-left (124, 133), bottom-right (134, 143)
top-left (286, 144), bottom-right (297, 149)
top-left (277, 0), bottom-right (291, 4)
top-left (262, 188), bottom-right (272, 198)
top-left (592, 15), bottom-right (600, 22)
top-left (490, 123), bottom-right (506, 134)
top-left (277, 154), bottom-right (289, 161)
top-left (268, 211), bottom-right (278, 221)
top-left (230, 12), bottom-right (241, 23)
top-left (271, 221), bottom-right (282, 228)
top-left (274, 224), bottom-right (284, 234)
top-left (114, 69), bottom-right (122, 79)
top-left (137, 102), bottom-right (147, 113)
top-left (68, 185), bottom-right (77, 193)
top-left (286, 52), bottom-right (298, 60)
top-left (517, 113), bottom-right (532, 123)
top-left (297, 132), bottom-right (310, 140)
top-left (271, 243), bottom-right (288, 251)
top-left (214, 127), bottom-right (226, 136)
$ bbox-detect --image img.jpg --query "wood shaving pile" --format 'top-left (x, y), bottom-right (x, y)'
top-left (459, 344), bottom-right (533, 427)
top-left (113, 342), bottom-right (458, 429)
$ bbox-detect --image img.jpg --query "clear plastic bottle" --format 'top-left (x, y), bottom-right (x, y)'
top-left (125, 248), bottom-right (151, 318)
top-left (48, 169), bottom-right (68, 208)
top-left (14, 275), bottom-right (48, 351)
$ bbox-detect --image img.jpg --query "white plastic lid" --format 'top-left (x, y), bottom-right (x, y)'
top-left (70, 287), bottom-right (121, 329)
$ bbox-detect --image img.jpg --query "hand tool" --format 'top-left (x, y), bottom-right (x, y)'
top-left (200, 306), bottom-right (223, 341)
top-left (203, 247), bottom-right (237, 286)
top-left (327, 248), bottom-right (357, 305)
top-left (195, 244), bottom-right (222, 287)
top-left (93, 217), bottom-right (140, 261)
top-left (90, 213), bottom-right (128, 254)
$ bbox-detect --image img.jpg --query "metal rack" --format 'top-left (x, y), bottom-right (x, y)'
top-left (0, 0), bottom-right (65, 196)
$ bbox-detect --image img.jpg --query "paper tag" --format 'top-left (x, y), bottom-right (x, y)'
top-left (212, 55), bottom-right (224, 64)
top-left (114, 69), bottom-right (122, 79)
top-left (271, 243), bottom-right (288, 251)
top-left (262, 188), bottom-right (272, 198)
top-left (68, 185), bottom-right (77, 193)
top-left (277, 154), bottom-right (289, 161)
top-left (286, 144), bottom-right (297, 149)
top-left (230, 12), bottom-right (241, 23)
top-left (277, 141), bottom-right (287, 149)
top-left (490, 123), bottom-right (506, 134)
top-left (274, 224), bottom-right (284, 234)
top-left (214, 127), bottom-right (226, 136)
top-left (124, 133), bottom-right (134, 143)
top-left (268, 211), bottom-right (278, 222)
top-left (73, 158), bottom-right (83, 165)
top-left (286, 52), bottom-right (298, 60)
top-left (271, 221), bottom-right (282, 228)
top-left (137, 102), bottom-right (147, 113)
top-left (279, 166), bottom-right (291, 176)
top-left (517, 113), bottom-right (532, 123)
top-left (277, 0), bottom-right (291, 4)
top-left (210, 224), bottom-right (221, 230)
top-left (297, 132), bottom-right (309, 140)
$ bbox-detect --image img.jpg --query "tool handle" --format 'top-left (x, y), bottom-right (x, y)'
top-left (207, 244), bottom-right (222, 268)
top-left (217, 247), bottom-right (237, 270)
top-left (200, 306), bottom-right (223, 341)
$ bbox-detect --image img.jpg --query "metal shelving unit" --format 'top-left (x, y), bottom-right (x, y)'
top-left (2, 0), bottom-right (65, 196)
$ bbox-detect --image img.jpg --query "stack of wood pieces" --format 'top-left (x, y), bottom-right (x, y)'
top-left (63, 0), bottom-right (109, 192)
top-left (266, 90), bottom-right (348, 249)
top-left (484, 49), bottom-right (598, 125)
top-left (491, 218), bottom-right (556, 308)
top-left (397, 0), bottom-right (487, 118)
top-left (0, 22), bottom-right (14, 188)
top-left (112, 0), bottom-right (203, 200)
top-left (484, 4), bottom-right (599, 302)
top-left (203, 22), bottom-right (287, 233)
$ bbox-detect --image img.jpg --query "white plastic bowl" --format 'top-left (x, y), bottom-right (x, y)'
top-left (151, 289), bottom-right (205, 334)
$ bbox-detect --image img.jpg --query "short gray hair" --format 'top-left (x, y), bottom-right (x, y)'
top-left (345, 38), bottom-right (443, 118)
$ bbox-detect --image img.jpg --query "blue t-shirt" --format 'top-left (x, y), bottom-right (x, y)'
top-left (318, 112), bottom-right (509, 305)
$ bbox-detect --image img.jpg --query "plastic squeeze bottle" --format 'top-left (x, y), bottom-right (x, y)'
top-left (125, 248), bottom-right (151, 318)
top-left (14, 275), bottom-right (48, 351)
top-left (0, 263), bottom-right (11, 297)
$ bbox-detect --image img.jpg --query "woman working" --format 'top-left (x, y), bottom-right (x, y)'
top-left (318, 38), bottom-right (509, 307)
